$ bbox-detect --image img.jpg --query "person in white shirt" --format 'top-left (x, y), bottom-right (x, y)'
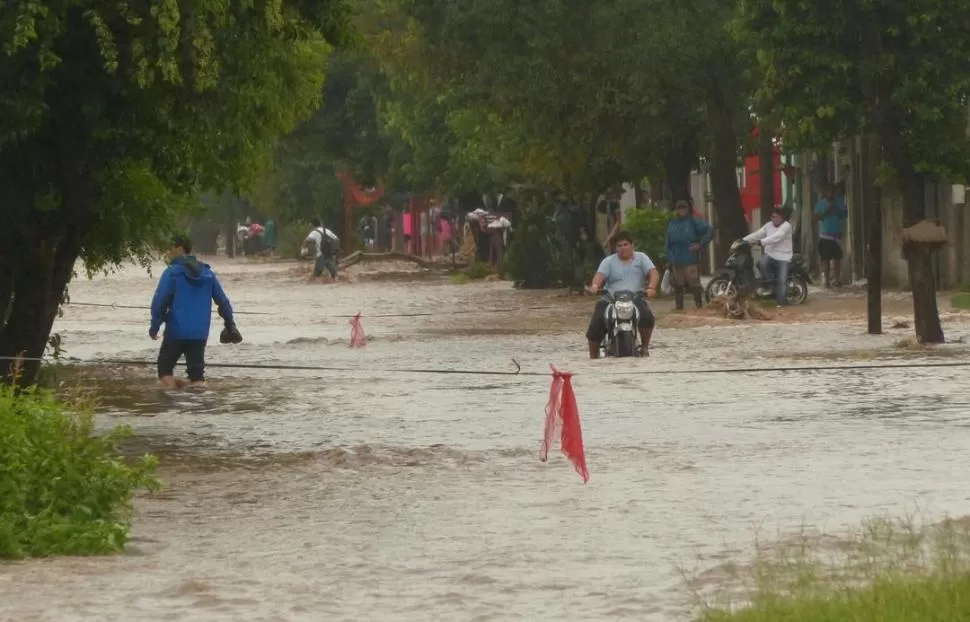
top-left (302, 218), bottom-right (341, 279)
top-left (743, 208), bottom-right (793, 307)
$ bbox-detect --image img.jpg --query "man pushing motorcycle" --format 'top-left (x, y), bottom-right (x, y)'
top-left (586, 230), bottom-right (660, 359)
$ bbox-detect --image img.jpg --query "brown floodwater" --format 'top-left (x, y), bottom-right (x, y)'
top-left (4, 257), bottom-right (970, 621)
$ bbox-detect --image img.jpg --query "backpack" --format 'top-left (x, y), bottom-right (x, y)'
top-left (316, 227), bottom-right (338, 256)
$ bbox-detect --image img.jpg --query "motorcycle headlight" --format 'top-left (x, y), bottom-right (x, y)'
top-left (614, 301), bottom-right (635, 320)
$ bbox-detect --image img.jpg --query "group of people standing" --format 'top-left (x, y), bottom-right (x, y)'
top-left (586, 187), bottom-right (848, 358)
top-left (662, 184), bottom-right (847, 309)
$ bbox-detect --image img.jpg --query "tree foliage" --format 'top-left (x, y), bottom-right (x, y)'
top-left (737, 0), bottom-right (970, 183)
top-left (0, 0), bottom-right (354, 383)
top-left (737, 0), bottom-right (970, 343)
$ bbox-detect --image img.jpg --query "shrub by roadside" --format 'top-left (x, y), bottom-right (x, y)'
top-left (695, 515), bottom-right (970, 622)
top-left (0, 385), bottom-right (160, 559)
top-left (451, 261), bottom-right (496, 284)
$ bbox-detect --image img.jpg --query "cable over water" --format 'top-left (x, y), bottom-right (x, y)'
top-left (4, 355), bottom-right (969, 377)
top-left (65, 300), bottom-right (557, 318)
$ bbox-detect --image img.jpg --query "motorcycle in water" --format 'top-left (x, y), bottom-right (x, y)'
top-left (598, 290), bottom-right (643, 358)
top-left (704, 239), bottom-right (812, 305)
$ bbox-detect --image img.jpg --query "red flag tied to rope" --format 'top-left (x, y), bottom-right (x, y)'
top-left (540, 366), bottom-right (589, 483)
top-left (349, 312), bottom-right (367, 348)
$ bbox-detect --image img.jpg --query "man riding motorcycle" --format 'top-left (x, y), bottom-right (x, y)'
top-left (586, 230), bottom-right (660, 359)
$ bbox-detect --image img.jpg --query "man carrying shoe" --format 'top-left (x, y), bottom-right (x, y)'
top-left (149, 234), bottom-right (237, 389)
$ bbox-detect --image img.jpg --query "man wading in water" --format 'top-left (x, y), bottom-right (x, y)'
top-left (586, 230), bottom-right (660, 358)
top-left (149, 234), bottom-right (237, 389)
top-left (303, 217), bottom-right (341, 280)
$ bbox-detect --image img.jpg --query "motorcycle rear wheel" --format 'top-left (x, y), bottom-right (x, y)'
top-left (786, 276), bottom-right (809, 305)
top-left (705, 276), bottom-right (737, 302)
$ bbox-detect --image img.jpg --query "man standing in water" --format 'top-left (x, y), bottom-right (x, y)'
top-left (150, 234), bottom-right (236, 389)
top-left (814, 183), bottom-right (848, 288)
top-left (586, 230), bottom-right (659, 358)
top-left (664, 199), bottom-right (714, 310)
top-left (303, 217), bottom-right (341, 280)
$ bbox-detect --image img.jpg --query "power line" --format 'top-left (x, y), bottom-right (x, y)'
top-left (64, 302), bottom-right (273, 316)
top-left (0, 356), bottom-right (542, 377)
top-left (3, 356), bottom-right (969, 377)
top-left (65, 301), bottom-right (557, 318)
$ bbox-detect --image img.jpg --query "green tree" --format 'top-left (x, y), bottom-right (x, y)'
top-left (391, 0), bottom-right (753, 257)
top-left (737, 0), bottom-right (970, 343)
top-left (0, 0), bottom-right (353, 383)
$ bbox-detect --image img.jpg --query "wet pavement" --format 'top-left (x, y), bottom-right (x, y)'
top-left (3, 257), bottom-right (970, 621)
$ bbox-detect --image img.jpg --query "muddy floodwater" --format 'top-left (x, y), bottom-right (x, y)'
top-left (4, 257), bottom-right (970, 621)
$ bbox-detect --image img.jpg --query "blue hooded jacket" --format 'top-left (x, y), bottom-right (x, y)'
top-left (664, 215), bottom-right (714, 266)
top-left (149, 256), bottom-right (234, 341)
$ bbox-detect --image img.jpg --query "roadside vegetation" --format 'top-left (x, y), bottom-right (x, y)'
top-left (0, 383), bottom-right (159, 559)
top-left (694, 515), bottom-right (970, 622)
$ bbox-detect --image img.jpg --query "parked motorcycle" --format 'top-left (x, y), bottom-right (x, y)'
top-left (598, 290), bottom-right (643, 358)
top-left (705, 239), bottom-right (811, 305)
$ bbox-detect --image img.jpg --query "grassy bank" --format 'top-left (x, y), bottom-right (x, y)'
top-left (695, 516), bottom-right (970, 621)
top-left (0, 384), bottom-right (160, 559)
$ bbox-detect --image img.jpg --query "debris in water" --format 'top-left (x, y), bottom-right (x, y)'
top-left (349, 312), bottom-right (367, 348)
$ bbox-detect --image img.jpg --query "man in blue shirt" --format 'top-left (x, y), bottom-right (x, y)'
top-left (664, 200), bottom-right (714, 310)
top-left (814, 183), bottom-right (848, 287)
top-left (586, 230), bottom-right (660, 358)
top-left (150, 234), bottom-right (235, 389)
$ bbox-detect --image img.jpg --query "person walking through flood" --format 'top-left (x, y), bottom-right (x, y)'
top-left (664, 200), bottom-right (714, 310)
top-left (149, 234), bottom-right (237, 390)
top-left (302, 218), bottom-right (341, 280)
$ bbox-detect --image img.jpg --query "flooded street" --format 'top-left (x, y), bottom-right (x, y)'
top-left (4, 257), bottom-right (970, 621)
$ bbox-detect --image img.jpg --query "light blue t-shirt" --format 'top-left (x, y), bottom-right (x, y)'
top-left (596, 252), bottom-right (656, 295)
top-left (814, 196), bottom-right (847, 236)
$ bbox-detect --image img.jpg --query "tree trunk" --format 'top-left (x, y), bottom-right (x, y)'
top-left (0, 265), bottom-right (13, 328)
top-left (862, 135), bottom-right (882, 335)
top-left (906, 245), bottom-right (943, 343)
top-left (0, 228), bottom-right (82, 385)
top-left (710, 122), bottom-right (749, 265)
top-left (341, 192), bottom-right (357, 253)
top-left (898, 172), bottom-right (944, 343)
top-left (663, 137), bottom-right (696, 203)
top-left (758, 125), bottom-right (775, 215)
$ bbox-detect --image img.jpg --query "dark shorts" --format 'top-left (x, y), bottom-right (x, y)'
top-left (314, 255), bottom-right (338, 278)
top-left (585, 297), bottom-right (655, 343)
top-left (157, 338), bottom-right (206, 381)
top-left (818, 237), bottom-right (843, 261)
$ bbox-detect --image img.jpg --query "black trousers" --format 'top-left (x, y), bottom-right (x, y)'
top-left (157, 338), bottom-right (207, 381)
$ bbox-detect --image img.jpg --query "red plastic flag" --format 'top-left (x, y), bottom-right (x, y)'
top-left (349, 312), bottom-right (367, 348)
top-left (540, 365), bottom-right (589, 483)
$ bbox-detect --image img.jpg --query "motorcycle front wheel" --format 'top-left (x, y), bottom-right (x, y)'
top-left (786, 276), bottom-right (809, 305)
top-left (616, 331), bottom-right (635, 357)
top-left (705, 276), bottom-right (737, 302)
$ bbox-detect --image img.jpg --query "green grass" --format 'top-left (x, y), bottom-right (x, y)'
top-left (701, 574), bottom-right (970, 621)
top-left (693, 516), bottom-right (970, 622)
top-left (450, 261), bottom-right (495, 284)
top-left (950, 292), bottom-right (970, 310)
